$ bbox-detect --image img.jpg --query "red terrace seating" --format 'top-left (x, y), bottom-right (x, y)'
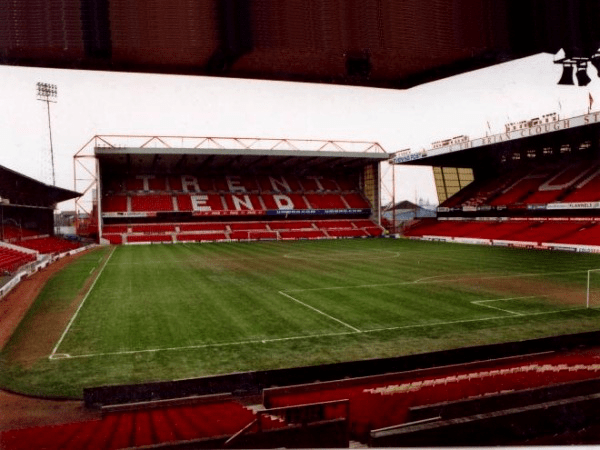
top-left (0, 247), bottom-right (36, 273)
top-left (176, 194), bottom-right (225, 212)
top-left (130, 224), bottom-right (175, 233)
top-left (305, 193), bottom-right (347, 209)
top-left (554, 222), bottom-right (600, 246)
top-left (103, 224), bottom-right (128, 233)
top-left (562, 165), bottom-right (600, 203)
top-left (229, 222), bottom-right (268, 231)
top-left (103, 234), bottom-right (123, 245)
top-left (316, 219), bottom-right (375, 239)
top-left (353, 219), bottom-right (378, 228)
top-left (17, 237), bottom-right (80, 254)
top-left (130, 195), bottom-right (174, 212)
top-left (0, 225), bottom-right (40, 241)
top-left (177, 233), bottom-right (228, 242)
top-left (440, 170), bottom-right (523, 209)
top-left (344, 193), bottom-right (371, 208)
top-left (269, 221), bottom-right (314, 230)
top-left (327, 229), bottom-right (368, 238)
top-left (315, 220), bottom-right (355, 229)
top-left (224, 194), bottom-right (264, 211)
top-left (264, 354), bottom-right (600, 442)
top-left (509, 220), bottom-right (588, 243)
top-left (178, 222), bottom-right (227, 232)
top-left (257, 175), bottom-right (303, 192)
top-left (230, 230), bottom-right (278, 240)
top-left (279, 230), bottom-right (326, 239)
top-left (337, 178), bottom-right (357, 191)
top-left (353, 219), bottom-right (384, 236)
top-left (523, 162), bottom-right (592, 205)
top-left (260, 193), bottom-right (308, 210)
top-left (214, 175), bottom-right (260, 192)
top-left (127, 234), bottom-right (172, 243)
top-left (0, 400), bottom-right (260, 450)
top-left (102, 195), bottom-right (128, 213)
top-left (405, 219), bottom-right (600, 247)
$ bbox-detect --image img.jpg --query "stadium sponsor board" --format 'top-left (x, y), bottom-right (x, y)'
top-left (541, 243), bottom-right (600, 253)
top-left (192, 210), bottom-right (262, 216)
top-left (492, 240), bottom-right (539, 248)
top-left (267, 208), bottom-right (370, 216)
top-left (102, 212), bottom-right (151, 218)
top-left (104, 208), bottom-right (371, 218)
top-left (547, 202), bottom-right (600, 210)
top-left (453, 237), bottom-right (491, 245)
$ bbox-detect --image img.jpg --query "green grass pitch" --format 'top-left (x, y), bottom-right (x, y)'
top-left (3, 238), bottom-right (600, 398)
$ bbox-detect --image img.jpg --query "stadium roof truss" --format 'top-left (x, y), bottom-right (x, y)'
top-left (74, 134), bottom-right (389, 219)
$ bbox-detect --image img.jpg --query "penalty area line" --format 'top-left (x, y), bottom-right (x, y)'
top-left (278, 290), bottom-right (361, 332)
top-left (50, 306), bottom-right (589, 361)
top-left (48, 246), bottom-right (116, 360)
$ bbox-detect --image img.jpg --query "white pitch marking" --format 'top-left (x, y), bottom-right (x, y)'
top-left (48, 353), bottom-right (71, 360)
top-left (362, 306), bottom-right (587, 334)
top-left (283, 250), bottom-right (401, 261)
top-left (278, 291), bottom-right (361, 332)
top-left (284, 269), bottom-right (588, 293)
top-left (54, 330), bottom-right (359, 359)
top-left (471, 296), bottom-right (541, 316)
top-left (49, 306), bottom-right (588, 361)
top-left (49, 247), bottom-right (116, 360)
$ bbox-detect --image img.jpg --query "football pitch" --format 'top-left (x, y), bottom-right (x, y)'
top-left (4, 238), bottom-right (600, 398)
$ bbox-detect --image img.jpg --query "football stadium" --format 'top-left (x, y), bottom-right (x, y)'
top-left (4, 2), bottom-right (600, 448)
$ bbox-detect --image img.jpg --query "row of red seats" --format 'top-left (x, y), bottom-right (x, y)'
top-left (404, 219), bottom-right (599, 246)
top-left (0, 247), bottom-right (36, 273)
top-left (103, 220), bottom-right (383, 244)
top-left (0, 400), bottom-right (262, 450)
top-left (102, 192), bottom-right (371, 213)
top-left (0, 224), bottom-right (41, 241)
top-left (17, 237), bottom-right (81, 254)
top-left (104, 219), bottom-right (380, 234)
top-left (264, 354), bottom-right (600, 441)
top-left (442, 161), bottom-right (600, 208)
top-left (105, 174), bottom-right (359, 193)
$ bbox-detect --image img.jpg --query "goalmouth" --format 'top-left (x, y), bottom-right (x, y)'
top-left (586, 269), bottom-right (600, 309)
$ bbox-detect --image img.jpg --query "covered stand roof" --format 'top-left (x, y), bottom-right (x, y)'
top-left (392, 112), bottom-right (600, 170)
top-left (2, 1), bottom-right (597, 90)
top-left (0, 164), bottom-right (81, 207)
top-left (94, 136), bottom-right (389, 175)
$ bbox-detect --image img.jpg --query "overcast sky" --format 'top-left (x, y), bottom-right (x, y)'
top-left (0, 52), bottom-right (597, 210)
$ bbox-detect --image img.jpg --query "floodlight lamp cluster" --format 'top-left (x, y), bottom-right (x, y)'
top-left (36, 82), bottom-right (57, 99)
top-left (555, 49), bottom-right (600, 86)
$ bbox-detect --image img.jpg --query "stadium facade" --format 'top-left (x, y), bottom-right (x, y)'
top-left (74, 136), bottom-right (389, 244)
top-left (396, 109), bottom-right (600, 252)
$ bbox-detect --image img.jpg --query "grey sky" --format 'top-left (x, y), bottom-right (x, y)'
top-left (0, 52), bottom-right (595, 209)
